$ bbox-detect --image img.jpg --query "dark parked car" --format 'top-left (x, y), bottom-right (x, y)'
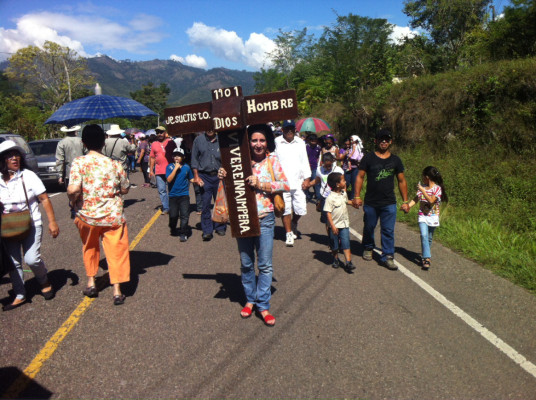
top-left (0, 133), bottom-right (38, 173)
top-left (28, 139), bottom-right (62, 185)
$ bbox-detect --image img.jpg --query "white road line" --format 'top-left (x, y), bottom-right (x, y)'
top-left (48, 192), bottom-right (62, 198)
top-left (349, 226), bottom-right (536, 379)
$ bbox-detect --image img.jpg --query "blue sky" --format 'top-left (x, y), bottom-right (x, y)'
top-left (0, 0), bottom-right (506, 71)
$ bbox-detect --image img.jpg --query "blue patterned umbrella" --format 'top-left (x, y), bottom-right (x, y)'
top-left (45, 94), bottom-right (157, 126)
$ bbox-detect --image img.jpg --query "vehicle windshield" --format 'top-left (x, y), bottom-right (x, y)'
top-left (29, 141), bottom-right (58, 156)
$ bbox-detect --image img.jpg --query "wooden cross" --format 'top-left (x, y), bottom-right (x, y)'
top-left (164, 86), bottom-right (298, 238)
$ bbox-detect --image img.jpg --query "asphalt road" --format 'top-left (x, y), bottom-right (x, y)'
top-left (1, 171), bottom-right (536, 399)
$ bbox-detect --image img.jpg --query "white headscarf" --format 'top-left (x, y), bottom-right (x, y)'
top-left (351, 135), bottom-right (363, 152)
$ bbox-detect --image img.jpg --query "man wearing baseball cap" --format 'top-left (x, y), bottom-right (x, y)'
top-left (150, 125), bottom-right (177, 214)
top-left (352, 128), bottom-right (409, 270)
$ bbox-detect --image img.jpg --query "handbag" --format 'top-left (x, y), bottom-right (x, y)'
top-left (266, 156), bottom-right (285, 218)
top-left (211, 180), bottom-right (229, 223)
top-left (1, 175), bottom-right (33, 241)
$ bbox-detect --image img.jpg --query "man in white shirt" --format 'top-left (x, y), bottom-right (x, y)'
top-left (275, 120), bottom-right (311, 247)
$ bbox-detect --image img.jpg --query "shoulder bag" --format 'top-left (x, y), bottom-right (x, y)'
top-left (211, 180), bottom-right (229, 223)
top-left (1, 175), bottom-right (33, 241)
top-left (266, 156), bottom-right (285, 218)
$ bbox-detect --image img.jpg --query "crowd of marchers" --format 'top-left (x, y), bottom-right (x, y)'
top-left (0, 121), bottom-right (447, 327)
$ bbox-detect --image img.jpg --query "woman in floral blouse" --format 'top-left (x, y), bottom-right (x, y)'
top-left (218, 124), bottom-right (289, 326)
top-left (68, 124), bottom-right (131, 305)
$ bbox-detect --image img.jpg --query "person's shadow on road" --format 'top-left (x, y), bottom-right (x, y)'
top-left (123, 198), bottom-right (146, 208)
top-left (0, 269), bottom-right (78, 306)
top-left (182, 273), bottom-right (278, 305)
top-left (94, 250), bottom-right (174, 297)
top-left (395, 246), bottom-right (422, 268)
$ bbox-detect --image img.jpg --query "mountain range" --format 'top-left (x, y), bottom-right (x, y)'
top-left (0, 55), bottom-right (257, 106)
top-left (87, 56), bottom-right (256, 106)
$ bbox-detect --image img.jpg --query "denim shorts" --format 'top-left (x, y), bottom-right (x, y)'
top-left (329, 227), bottom-right (350, 251)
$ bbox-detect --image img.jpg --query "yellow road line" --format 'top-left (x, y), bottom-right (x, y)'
top-left (2, 211), bottom-right (163, 399)
top-left (129, 210), bottom-right (162, 250)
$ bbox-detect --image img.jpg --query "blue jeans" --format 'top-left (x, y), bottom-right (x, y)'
top-left (236, 212), bottom-right (275, 312)
top-left (419, 222), bottom-right (436, 259)
top-left (156, 174), bottom-right (169, 212)
top-left (199, 173), bottom-right (226, 235)
top-left (127, 154), bottom-right (136, 171)
top-left (169, 195), bottom-right (190, 234)
top-left (362, 203), bottom-right (397, 262)
top-left (5, 224), bottom-right (49, 299)
top-left (329, 227), bottom-right (350, 251)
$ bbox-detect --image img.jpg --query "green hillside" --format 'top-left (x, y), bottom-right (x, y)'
top-left (86, 56), bottom-right (255, 105)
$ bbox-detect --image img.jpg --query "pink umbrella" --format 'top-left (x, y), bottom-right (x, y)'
top-left (296, 117), bottom-right (332, 133)
top-left (134, 132), bottom-right (146, 139)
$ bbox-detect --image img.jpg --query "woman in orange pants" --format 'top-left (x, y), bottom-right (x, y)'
top-left (68, 124), bottom-right (131, 305)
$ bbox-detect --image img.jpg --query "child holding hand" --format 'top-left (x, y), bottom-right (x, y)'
top-left (406, 166), bottom-right (448, 270)
top-left (324, 172), bottom-right (356, 273)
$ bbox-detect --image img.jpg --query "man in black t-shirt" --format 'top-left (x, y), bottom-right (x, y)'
top-left (352, 129), bottom-right (409, 270)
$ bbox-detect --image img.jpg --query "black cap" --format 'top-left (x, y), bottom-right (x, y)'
top-left (375, 128), bottom-right (393, 140)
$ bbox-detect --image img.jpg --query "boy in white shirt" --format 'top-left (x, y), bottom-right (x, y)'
top-left (324, 172), bottom-right (356, 272)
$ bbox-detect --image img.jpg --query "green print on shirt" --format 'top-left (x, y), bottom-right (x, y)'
top-left (375, 168), bottom-right (395, 181)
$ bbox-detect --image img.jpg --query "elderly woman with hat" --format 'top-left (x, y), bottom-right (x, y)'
top-left (0, 140), bottom-right (59, 311)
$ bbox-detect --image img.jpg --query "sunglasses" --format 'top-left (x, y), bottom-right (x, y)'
top-left (378, 137), bottom-right (391, 142)
top-left (4, 152), bottom-right (22, 159)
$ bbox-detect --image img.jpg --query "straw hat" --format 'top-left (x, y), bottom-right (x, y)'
top-left (60, 125), bottom-right (81, 133)
top-left (106, 124), bottom-right (125, 136)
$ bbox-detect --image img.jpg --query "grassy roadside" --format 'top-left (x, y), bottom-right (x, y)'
top-left (393, 143), bottom-right (536, 294)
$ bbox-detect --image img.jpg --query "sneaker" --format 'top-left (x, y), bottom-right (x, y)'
top-left (331, 258), bottom-right (340, 268)
top-left (161, 209), bottom-right (169, 215)
top-left (285, 232), bottom-right (294, 247)
top-left (363, 249), bottom-right (373, 261)
top-left (345, 261), bottom-right (356, 271)
top-left (180, 234), bottom-right (188, 242)
top-left (383, 257), bottom-right (398, 271)
top-left (129, 183), bottom-right (137, 188)
top-left (215, 230), bottom-right (226, 236)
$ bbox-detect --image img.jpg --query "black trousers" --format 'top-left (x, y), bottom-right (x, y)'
top-left (140, 161), bottom-right (150, 184)
top-left (168, 195), bottom-right (190, 234)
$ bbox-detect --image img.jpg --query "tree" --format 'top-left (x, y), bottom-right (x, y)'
top-left (6, 41), bottom-right (94, 112)
top-left (0, 93), bottom-right (50, 140)
top-left (486, 0), bottom-right (536, 60)
top-left (403, 0), bottom-right (492, 68)
top-left (253, 68), bottom-right (287, 93)
top-left (316, 14), bottom-right (395, 105)
top-left (267, 29), bottom-right (314, 89)
top-left (130, 82), bottom-right (170, 130)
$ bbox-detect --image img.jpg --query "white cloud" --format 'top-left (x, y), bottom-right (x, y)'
top-left (186, 22), bottom-right (276, 70)
top-left (0, 11), bottom-right (165, 60)
top-left (170, 54), bottom-right (208, 69)
top-left (390, 25), bottom-right (419, 44)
